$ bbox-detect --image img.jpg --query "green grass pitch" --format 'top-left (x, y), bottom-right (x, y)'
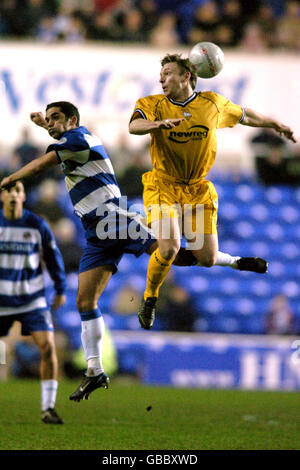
top-left (0, 378), bottom-right (299, 450)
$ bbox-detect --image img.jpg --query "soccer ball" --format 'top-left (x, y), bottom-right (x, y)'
top-left (189, 42), bottom-right (224, 79)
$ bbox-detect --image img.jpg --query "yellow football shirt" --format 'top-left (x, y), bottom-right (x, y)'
top-left (130, 91), bottom-right (244, 181)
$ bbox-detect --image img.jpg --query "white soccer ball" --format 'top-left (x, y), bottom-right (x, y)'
top-left (189, 42), bottom-right (224, 79)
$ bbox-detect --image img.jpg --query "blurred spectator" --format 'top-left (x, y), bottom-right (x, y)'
top-left (156, 277), bottom-right (197, 332)
top-left (109, 132), bottom-right (138, 177)
top-left (118, 145), bottom-right (151, 198)
top-left (35, 16), bottom-right (57, 42)
top-left (265, 294), bottom-right (296, 335)
top-left (13, 127), bottom-right (42, 167)
top-left (0, 0), bottom-right (298, 52)
top-left (139, 0), bottom-right (159, 40)
top-left (240, 21), bottom-right (267, 52)
top-left (35, 6), bottom-right (88, 43)
top-left (277, 0), bottom-right (300, 51)
top-left (255, 149), bottom-right (300, 185)
top-left (255, 3), bottom-right (279, 49)
top-left (11, 128), bottom-right (47, 188)
top-left (31, 178), bottom-right (66, 223)
top-left (251, 128), bottom-right (286, 184)
top-left (217, 0), bottom-right (245, 47)
top-left (0, 0), bottom-right (26, 37)
top-left (251, 128), bottom-right (286, 148)
top-left (61, 0), bottom-right (93, 11)
top-left (87, 10), bottom-right (121, 41)
top-left (53, 217), bottom-right (83, 272)
top-left (64, 15), bottom-right (87, 42)
top-left (118, 8), bottom-right (146, 42)
top-left (255, 145), bottom-right (286, 184)
top-left (49, 2), bottom-right (87, 42)
top-left (111, 0), bottom-right (136, 32)
top-left (23, 0), bottom-right (56, 36)
top-left (188, 1), bottom-right (221, 45)
top-left (0, 1), bottom-right (11, 36)
top-left (175, 0), bottom-right (204, 44)
top-left (251, 128), bottom-right (300, 185)
top-left (149, 12), bottom-right (180, 48)
top-left (94, 0), bottom-right (121, 11)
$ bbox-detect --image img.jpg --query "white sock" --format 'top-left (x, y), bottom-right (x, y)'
top-left (81, 317), bottom-right (105, 377)
top-left (196, 251), bottom-right (240, 268)
top-left (41, 379), bottom-right (58, 411)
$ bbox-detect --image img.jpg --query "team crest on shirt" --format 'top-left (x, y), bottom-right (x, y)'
top-left (23, 232), bottom-right (32, 239)
top-left (183, 111), bottom-right (192, 120)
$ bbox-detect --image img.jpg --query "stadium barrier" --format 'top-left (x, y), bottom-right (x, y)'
top-left (112, 331), bottom-right (300, 391)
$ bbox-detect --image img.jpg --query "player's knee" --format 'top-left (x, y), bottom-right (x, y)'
top-left (159, 241), bottom-right (180, 260)
top-left (200, 252), bottom-right (217, 268)
top-left (76, 294), bottom-right (96, 313)
top-left (39, 340), bottom-right (55, 362)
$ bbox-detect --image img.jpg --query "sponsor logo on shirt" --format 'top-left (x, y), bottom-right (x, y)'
top-left (168, 125), bottom-right (209, 143)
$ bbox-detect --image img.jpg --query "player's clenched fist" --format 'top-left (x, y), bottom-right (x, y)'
top-left (30, 112), bottom-right (48, 129)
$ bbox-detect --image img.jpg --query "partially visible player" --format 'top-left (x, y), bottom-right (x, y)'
top-left (0, 181), bottom-right (66, 424)
top-left (129, 53), bottom-right (296, 330)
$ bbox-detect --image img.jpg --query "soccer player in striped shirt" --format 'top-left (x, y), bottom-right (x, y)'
top-left (0, 181), bottom-right (66, 424)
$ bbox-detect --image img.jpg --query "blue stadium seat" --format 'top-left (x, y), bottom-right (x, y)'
top-left (51, 180), bottom-right (300, 336)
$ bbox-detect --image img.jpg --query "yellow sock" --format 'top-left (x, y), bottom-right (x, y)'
top-left (144, 248), bottom-right (175, 299)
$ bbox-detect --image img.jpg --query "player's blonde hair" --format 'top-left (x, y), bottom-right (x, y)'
top-left (161, 54), bottom-right (198, 90)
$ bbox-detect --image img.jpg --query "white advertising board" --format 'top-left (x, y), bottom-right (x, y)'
top-left (0, 42), bottom-right (299, 170)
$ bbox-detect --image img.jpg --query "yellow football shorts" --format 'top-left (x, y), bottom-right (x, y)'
top-left (142, 170), bottom-right (218, 235)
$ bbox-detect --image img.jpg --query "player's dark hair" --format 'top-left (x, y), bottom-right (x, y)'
top-left (46, 101), bottom-right (80, 126)
top-left (161, 54), bottom-right (198, 90)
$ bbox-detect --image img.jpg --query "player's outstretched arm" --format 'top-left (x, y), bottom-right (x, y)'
top-left (0, 151), bottom-right (59, 190)
top-left (129, 117), bottom-right (184, 135)
top-left (241, 107), bottom-right (297, 143)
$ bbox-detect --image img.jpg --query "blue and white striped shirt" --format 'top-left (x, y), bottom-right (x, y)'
top-left (47, 126), bottom-right (121, 219)
top-left (0, 209), bottom-right (67, 316)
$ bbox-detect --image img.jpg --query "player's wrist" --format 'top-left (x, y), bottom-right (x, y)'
top-left (157, 121), bottom-right (166, 129)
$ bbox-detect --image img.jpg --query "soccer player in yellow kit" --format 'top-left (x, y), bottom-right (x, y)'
top-left (129, 54), bottom-right (296, 330)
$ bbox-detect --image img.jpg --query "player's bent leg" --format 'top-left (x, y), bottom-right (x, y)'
top-left (191, 234), bottom-right (219, 267)
top-left (139, 218), bottom-right (181, 330)
top-left (191, 234), bottom-right (268, 273)
top-left (70, 265), bottom-right (113, 402)
top-left (31, 330), bottom-right (63, 424)
top-left (173, 246), bottom-right (268, 273)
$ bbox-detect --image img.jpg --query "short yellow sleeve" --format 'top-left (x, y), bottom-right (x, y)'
top-left (217, 100), bottom-right (244, 129)
top-left (130, 96), bottom-right (159, 122)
